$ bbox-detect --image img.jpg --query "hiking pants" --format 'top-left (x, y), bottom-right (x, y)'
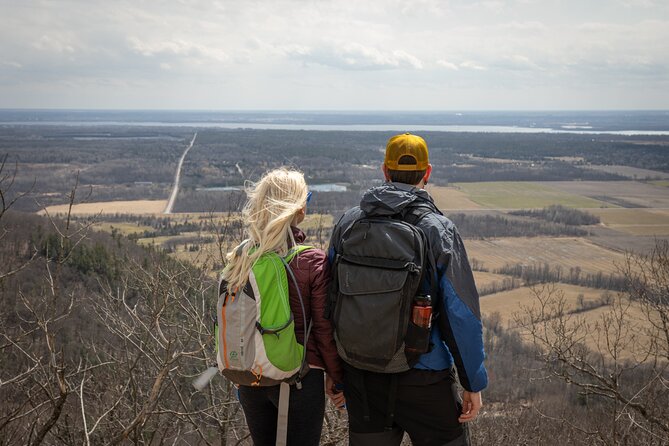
top-left (344, 367), bottom-right (469, 446)
top-left (238, 369), bottom-right (325, 446)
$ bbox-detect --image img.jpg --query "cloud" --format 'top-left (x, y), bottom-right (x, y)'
top-left (2, 61), bottom-right (23, 69)
top-left (0, 0), bottom-right (667, 109)
top-left (459, 61), bottom-right (487, 71)
top-left (436, 60), bottom-right (459, 70)
top-left (32, 34), bottom-right (76, 54)
top-left (286, 43), bottom-right (424, 70)
top-left (494, 55), bottom-right (544, 72)
top-left (127, 37), bottom-right (229, 63)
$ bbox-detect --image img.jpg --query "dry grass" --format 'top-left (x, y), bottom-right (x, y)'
top-left (546, 181), bottom-right (669, 208)
top-left (453, 182), bottom-right (609, 209)
top-left (427, 185), bottom-right (483, 210)
top-left (472, 271), bottom-right (514, 288)
top-left (94, 222), bottom-right (155, 235)
top-left (42, 200), bottom-right (168, 215)
top-left (579, 164), bottom-right (669, 180)
top-left (466, 236), bottom-right (626, 275)
top-left (588, 208), bottom-right (669, 236)
top-left (481, 283), bottom-right (609, 326)
top-left (504, 288), bottom-right (658, 363)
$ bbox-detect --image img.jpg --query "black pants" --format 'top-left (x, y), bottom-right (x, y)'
top-left (238, 369), bottom-right (325, 446)
top-left (344, 367), bottom-right (468, 446)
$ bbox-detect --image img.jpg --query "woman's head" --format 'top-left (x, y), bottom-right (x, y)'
top-left (223, 168), bottom-right (308, 292)
top-left (244, 168), bottom-right (308, 244)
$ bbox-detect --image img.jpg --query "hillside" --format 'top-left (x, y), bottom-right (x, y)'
top-left (1, 208), bottom-right (667, 444)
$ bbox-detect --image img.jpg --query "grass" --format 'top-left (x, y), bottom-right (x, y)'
top-left (466, 236), bottom-right (626, 276)
top-left (94, 222), bottom-right (155, 235)
top-left (427, 185), bottom-right (483, 210)
top-left (587, 209), bottom-right (669, 236)
top-left (481, 283), bottom-right (609, 325)
top-left (42, 199), bottom-right (168, 215)
top-left (452, 182), bottom-right (610, 209)
top-left (487, 285), bottom-right (654, 363)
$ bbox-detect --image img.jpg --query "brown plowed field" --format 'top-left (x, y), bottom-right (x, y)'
top-left (466, 237), bottom-right (626, 275)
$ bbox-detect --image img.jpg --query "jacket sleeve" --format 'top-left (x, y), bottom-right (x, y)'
top-left (433, 224), bottom-right (488, 392)
top-left (308, 250), bottom-right (344, 384)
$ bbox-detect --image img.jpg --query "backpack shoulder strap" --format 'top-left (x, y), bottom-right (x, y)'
top-left (401, 201), bottom-right (440, 227)
top-left (284, 244), bottom-right (313, 263)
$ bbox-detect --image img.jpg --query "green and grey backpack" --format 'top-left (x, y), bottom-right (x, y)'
top-left (216, 244), bottom-right (313, 386)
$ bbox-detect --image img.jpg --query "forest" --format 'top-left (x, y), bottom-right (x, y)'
top-left (3, 126), bottom-right (669, 212)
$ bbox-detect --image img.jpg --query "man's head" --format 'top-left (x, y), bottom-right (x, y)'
top-left (383, 133), bottom-right (432, 187)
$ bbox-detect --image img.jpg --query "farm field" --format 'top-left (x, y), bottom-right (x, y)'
top-left (588, 208), bottom-right (669, 236)
top-left (579, 164), bottom-right (669, 180)
top-left (466, 236), bottom-right (626, 275)
top-left (94, 222), bottom-right (156, 235)
top-left (427, 185), bottom-right (483, 210)
top-left (43, 199), bottom-right (168, 215)
top-left (480, 283), bottom-right (610, 325)
top-left (453, 182), bottom-right (610, 209)
top-left (490, 287), bottom-right (656, 363)
top-left (546, 181), bottom-right (669, 209)
top-left (472, 271), bottom-right (516, 289)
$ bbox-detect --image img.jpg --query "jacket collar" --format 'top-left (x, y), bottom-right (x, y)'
top-left (290, 226), bottom-right (306, 246)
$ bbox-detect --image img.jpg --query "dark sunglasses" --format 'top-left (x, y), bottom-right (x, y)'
top-left (306, 191), bottom-right (312, 204)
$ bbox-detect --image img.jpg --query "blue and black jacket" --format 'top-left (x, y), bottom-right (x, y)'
top-left (328, 182), bottom-right (488, 393)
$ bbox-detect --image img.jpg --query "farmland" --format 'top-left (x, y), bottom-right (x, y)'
top-left (466, 237), bottom-right (627, 275)
top-left (6, 124), bottom-right (669, 365)
top-left (452, 182), bottom-right (611, 209)
top-left (42, 199), bottom-right (168, 215)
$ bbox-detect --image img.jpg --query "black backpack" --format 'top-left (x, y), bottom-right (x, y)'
top-left (329, 204), bottom-right (438, 373)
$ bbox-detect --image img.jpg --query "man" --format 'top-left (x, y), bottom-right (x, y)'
top-left (327, 133), bottom-right (487, 446)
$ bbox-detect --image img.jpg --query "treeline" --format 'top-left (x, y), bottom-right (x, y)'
top-left (510, 205), bottom-right (600, 226)
top-left (2, 127), bottom-right (191, 212)
top-left (5, 127), bottom-right (669, 213)
top-left (478, 276), bottom-right (522, 296)
top-left (496, 262), bottom-right (628, 291)
top-left (449, 213), bottom-right (588, 239)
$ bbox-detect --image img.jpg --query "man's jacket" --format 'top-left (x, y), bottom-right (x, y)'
top-left (328, 182), bottom-right (488, 392)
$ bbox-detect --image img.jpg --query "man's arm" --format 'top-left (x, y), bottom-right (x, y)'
top-left (434, 226), bottom-right (488, 393)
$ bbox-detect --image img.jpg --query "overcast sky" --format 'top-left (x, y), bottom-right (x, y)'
top-left (1, 0), bottom-right (668, 110)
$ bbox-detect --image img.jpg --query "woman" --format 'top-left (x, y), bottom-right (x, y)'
top-left (222, 168), bottom-right (344, 446)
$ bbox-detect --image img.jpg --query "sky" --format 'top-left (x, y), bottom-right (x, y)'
top-left (1, 0), bottom-right (668, 110)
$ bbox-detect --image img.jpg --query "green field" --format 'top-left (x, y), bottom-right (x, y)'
top-left (650, 180), bottom-right (669, 188)
top-left (453, 182), bottom-right (613, 209)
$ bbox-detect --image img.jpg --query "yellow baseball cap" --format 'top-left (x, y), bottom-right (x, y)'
top-left (384, 133), bottom-right (429, 171)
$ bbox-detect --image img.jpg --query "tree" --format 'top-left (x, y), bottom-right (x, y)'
top-left (516, 242), bottom-right (669, 445)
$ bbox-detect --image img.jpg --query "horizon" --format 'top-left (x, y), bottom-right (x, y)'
top-left (2, 108), bottom-right (669, 113)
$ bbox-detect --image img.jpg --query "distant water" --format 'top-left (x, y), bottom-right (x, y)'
top-left (1, 110), bottom-right (668, 135)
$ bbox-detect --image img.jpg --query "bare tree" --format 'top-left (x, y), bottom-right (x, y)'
top-left (516, 242), bottom-right (669, 445)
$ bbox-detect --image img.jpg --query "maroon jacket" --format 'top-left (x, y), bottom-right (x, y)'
top-left (287, 226), bottom-right (343, 384)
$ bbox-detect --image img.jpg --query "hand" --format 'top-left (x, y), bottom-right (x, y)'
top-left (325, 375), bottom-right (346, 410)
top-left (458, 391), bottom-right (482, 423)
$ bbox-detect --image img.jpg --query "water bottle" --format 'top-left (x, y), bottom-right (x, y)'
top-left (411, 294), bottom-right (432, 329)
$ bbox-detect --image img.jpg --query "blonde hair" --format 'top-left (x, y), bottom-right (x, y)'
top-left (223, 168), bottom-right (308, 293)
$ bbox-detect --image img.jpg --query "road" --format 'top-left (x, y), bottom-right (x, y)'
top-left (164, 132), bottom-right (197, 214)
